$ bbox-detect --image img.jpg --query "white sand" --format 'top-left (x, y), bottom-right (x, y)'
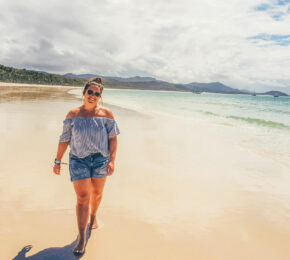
top-left (1, 84), bottom-right (290, 259)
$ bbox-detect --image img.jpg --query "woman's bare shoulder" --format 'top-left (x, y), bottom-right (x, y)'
top-left (100, 106), bottom-right (115, 120)
top-left (65, 107), bottom-right (82, 119)
top-left (65, 106), bottom-right (115, 119)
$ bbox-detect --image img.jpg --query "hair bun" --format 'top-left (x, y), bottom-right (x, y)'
top-left (89, 77), bottom-right (103, 84)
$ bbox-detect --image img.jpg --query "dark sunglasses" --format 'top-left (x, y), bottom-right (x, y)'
top-left (87, 89), bottom-right (101, 97)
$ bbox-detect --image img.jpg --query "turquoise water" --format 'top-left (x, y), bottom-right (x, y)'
top-left (98, 89), bottom-right (290, 167)
top-left (102, 89), bottom-right (290, 130)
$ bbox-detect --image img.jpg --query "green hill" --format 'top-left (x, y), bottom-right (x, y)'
top-left (0, 64), bottom-right (85, 86)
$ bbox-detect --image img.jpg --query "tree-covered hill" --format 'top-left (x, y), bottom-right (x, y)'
top-left (0, 64), bottom-right (85, 86)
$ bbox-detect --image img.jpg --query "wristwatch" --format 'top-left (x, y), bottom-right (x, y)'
top-left (54, 159), bottom-right (61, 165)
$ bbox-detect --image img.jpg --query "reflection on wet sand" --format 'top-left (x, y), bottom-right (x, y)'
top-left (0, 85), bottom-right (80, 102)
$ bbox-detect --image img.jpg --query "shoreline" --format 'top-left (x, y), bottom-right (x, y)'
top-left (0, 81), bottom-right (79, 89)
top-left (0, 81), bottom-right (187, 94)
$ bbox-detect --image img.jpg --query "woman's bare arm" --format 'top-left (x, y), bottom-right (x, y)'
top-left (53, 110), bottom-right (73, 175)
top-left (106, 136), bottom-right (118, 176)
top-left (108, 136), bottom-right (117, 162)
top-left (56, 141), bottom-right (70, 161)
top-left (104, 107), bottom-right (118, 163)
top-left (55, 110), bottom-right (75, 161)
top-left (105, 106), bottom-right (118, 175)
top-left (53, 141), bottom-right (70, 175)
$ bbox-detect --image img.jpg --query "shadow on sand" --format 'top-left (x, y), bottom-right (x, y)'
top-left (12, 227), bottom-right (92, 260)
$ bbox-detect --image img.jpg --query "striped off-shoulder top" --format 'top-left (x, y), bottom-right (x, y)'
top-left (59, 117), bottom-right (120, 158)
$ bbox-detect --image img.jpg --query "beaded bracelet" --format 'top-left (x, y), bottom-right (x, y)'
top-left (54, 159), bottom-right (61, 164)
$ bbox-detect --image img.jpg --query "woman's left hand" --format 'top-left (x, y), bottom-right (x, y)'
top-left (106, 160), bottom-right (115, 176)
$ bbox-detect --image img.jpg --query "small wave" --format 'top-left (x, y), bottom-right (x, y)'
top-left (199, 110), bottom-right (218, 116)
top-left (227, 116), bottom-right (290, 130)
top-left (268, 109), bottom-right (290, 115)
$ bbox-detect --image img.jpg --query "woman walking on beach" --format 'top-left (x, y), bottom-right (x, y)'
top-left (53, 77), bottom-right (120, 255)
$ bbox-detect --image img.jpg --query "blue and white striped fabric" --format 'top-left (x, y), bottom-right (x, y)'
top-left (59, 117), bottom-right (120, 158)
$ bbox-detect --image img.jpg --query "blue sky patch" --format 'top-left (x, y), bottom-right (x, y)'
top-left (254, 0), bottom-right (290, 20)
top-left (277, 0), bottom-right (290, 5)
top-left (255, 4), bottom-right (271, 11)
top-left (248, 34), bottom-right (290, 46)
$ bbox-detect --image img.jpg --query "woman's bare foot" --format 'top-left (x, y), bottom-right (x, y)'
top-left (73, 238), bottom-right (86, 255)
top-left (89, 215), bottom-right (98, 229)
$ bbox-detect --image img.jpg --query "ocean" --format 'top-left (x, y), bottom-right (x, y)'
top-left (99, 89), bottom-right (290, 166)
top-left (102, 89), bottom-right (290, 129)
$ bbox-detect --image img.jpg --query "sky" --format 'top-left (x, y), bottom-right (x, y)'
top-left (0, 0), bottom-right (290, 93)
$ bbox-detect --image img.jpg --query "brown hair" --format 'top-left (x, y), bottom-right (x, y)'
top-left (83, 77), bottom-right (104, 95)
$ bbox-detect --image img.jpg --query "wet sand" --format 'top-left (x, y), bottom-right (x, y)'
top-left (1, 83), bottom-right (290, 259)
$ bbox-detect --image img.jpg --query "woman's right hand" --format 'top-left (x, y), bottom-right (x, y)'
top-left (53, 164), bottom-right (61, 175)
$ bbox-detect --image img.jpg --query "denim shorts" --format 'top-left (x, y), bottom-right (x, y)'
top-left (69, 152), bottom-right (110, 181)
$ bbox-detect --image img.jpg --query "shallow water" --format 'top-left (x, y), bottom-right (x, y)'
top-left (98, 89), bottom-right (290, 125)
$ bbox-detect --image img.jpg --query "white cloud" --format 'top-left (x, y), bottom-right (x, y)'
top-left (0, 0), bottom-right (290, 92)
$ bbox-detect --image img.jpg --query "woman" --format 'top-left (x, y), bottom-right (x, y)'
top-left (53, 77), bottom-right (120, 255)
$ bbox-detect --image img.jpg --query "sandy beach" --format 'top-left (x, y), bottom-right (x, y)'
top-left (1, 83), bottom-right (290, 260)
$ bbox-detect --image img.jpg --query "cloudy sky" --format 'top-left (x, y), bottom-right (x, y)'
top-left (0, 0), bottom-right (290, 92)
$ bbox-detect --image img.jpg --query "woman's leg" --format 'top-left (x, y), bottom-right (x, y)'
top-left (89, 177), bottom-right (107, 229)
top-left (73, 178), bottom-right (91, 253)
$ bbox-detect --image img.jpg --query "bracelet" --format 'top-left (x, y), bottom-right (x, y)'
top-left (54, 159), bottom-right (61, 164)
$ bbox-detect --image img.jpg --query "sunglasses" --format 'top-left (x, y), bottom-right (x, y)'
top-left (87, 89), bottom-right (101, 97)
